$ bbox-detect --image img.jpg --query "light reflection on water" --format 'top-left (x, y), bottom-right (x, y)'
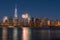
top-left (0, 27), bottom-right (60, 40)
top-left (22, 27), bottom-right (31, 40)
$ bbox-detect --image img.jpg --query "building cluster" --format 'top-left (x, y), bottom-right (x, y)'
top-left (0, 5), bottom-right (60, 28)
top-left (0, 16), bottom-right (60, 28)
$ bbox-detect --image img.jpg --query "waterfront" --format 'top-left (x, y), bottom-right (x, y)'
top-left (0, 27), bottom-right (60, 40)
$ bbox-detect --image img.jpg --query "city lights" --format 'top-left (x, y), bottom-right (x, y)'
top-left (3, 16), bottom-right (8, 23)
top-left (1, 15), bottom-right (60, 27)
top-left (0, 4), bottom-right (60, 28)
top-left (22, 13), bottom-right (29, 19)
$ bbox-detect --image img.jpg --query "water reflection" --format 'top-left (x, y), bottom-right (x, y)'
top-left (7, 28), bottom-right (13, 40)
top-left (22, 27), bottom-right (30, 40)
top-left (13, 27), bottom-right (18, 40)
top-left (2, 27), bottom-right (7, 40)
top-left (50, 29), bottom-right (60, 40)
top-left (0, 28), bottom-right (2, 40)
top-left (0, 27), bottom-right (60, 40)
top-left (31, 28), bottom-right (50, 40)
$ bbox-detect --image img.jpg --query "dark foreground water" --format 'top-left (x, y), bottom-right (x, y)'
top-left (0, 27), bottom-right (60, 40)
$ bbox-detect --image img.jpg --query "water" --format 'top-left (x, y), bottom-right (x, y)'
top-left (0, 27), bottom-right (60, 40)
top-left (13, 27), bottom-right (18, 40)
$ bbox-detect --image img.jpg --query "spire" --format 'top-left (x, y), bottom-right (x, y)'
top-left (14, 4), bottom-right (18, 18)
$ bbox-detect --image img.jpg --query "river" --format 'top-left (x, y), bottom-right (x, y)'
top-left (0, 27), bottom-right (60, 40)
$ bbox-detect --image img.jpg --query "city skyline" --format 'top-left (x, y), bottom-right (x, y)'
top-left (0, 1), bottom-right (60, 40)
top-left (0, 0), bottom-right (60, 19)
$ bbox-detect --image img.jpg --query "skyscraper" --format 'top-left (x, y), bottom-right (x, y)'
top-left (14, 4), bottom-right (18, 26)
top-left (13, 4), bottom-right (18, 40)
top-left (14, 4), bottom-right (18, 19)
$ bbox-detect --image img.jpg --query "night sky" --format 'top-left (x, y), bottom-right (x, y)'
top-left (0, 0), bottom-right (60, 19)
